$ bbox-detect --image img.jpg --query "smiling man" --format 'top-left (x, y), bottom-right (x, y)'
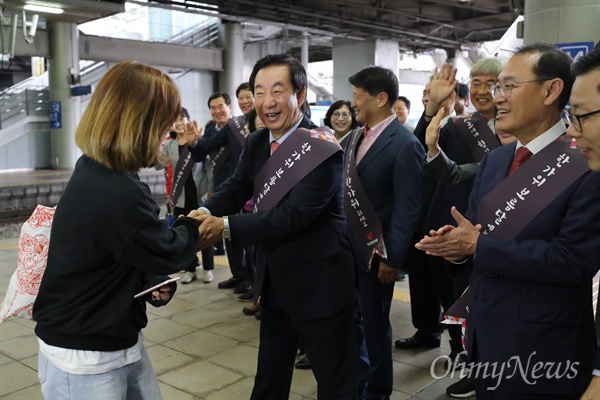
top-left (416, 43), bottom-right (600, 398)
top-left (566, 47), bottom-right (600, 400)
top-left (191, 54), bottom-right (356, 399)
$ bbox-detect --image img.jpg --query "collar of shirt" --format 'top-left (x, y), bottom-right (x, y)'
top-left (269, 116), bottom-right (304, 145)
top-left (487, 117), bottom-right (496, 134)
top-left (514, 119), bottom-right (566, 155)
top-left (363, 113), bottom-right (397, 139)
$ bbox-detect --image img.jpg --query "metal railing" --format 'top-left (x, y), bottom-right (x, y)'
top-left (0, 88), bottom-right (49, 129)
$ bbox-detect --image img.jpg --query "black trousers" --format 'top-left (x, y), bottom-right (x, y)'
top-left (250, 277), bottom-right (356, 399)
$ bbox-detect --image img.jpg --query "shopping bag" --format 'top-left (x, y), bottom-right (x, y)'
top-left (0, 205), bottom-right (55, 322)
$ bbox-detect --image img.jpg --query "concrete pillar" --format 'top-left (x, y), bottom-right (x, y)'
top-left (48, 21), bottom-right (81, 169)
top-left (332, 38), bottom-right (399, 101)
top-left (219, 21), bottom-right (244, 115)
top-left (524, 0), bottom-right (600, 48)
top-left (301, 31), bottom-right (309, 70)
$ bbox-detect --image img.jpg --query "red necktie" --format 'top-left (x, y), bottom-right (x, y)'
top-left (508, 146), bottom-right (533, 175)
top-left (270, 141), bottom-right (279, 154)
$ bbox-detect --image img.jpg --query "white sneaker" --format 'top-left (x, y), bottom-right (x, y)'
top-left (203, 270), bottom-right (214, 283)
top-left (181, 271), bottom-right (197, 284)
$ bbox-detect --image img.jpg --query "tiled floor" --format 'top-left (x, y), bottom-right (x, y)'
top-left (0, 237), bottom-right (464, 399)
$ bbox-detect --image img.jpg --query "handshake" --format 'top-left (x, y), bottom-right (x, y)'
top-left (187, 209), bottom-right (225, 251)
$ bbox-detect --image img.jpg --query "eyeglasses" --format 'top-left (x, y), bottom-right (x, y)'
top-left (566, 109), bottom-right (600, 132)
top-left (332, 112), bottom-right (351, 119)
top-left (490, 79), bottom-right (548, 99)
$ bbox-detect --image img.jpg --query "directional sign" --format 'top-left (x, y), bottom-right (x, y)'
top-left (49, 101), bottom-right (62, 129)
top-left (556, 42), bottom-right (595, 61)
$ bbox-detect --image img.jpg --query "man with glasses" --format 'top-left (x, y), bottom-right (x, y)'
top-left (566, 46), bottom-right (600, 400)
top-left (416, 43), bottom-right (600, 398)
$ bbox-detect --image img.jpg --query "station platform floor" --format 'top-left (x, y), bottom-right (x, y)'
top-left (0, 235), bottom-right (465, 400)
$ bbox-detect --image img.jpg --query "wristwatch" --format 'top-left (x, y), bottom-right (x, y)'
top-left (223, 216), bottom-right (230, 240)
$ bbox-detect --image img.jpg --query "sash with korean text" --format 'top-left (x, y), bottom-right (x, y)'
top-left (476, 140), bottom-right (588, 239)
top-left (253, 127), bottom-right (342, 213)
top-left (211, 116), bottom-right (248, 178)
top-left (168, 145), bottom-right (193, 213)
top-left (343, 128), bottom-right (388, 269)
top-left (446, 139), bottom-right (589, 322)
top-left (453, 112), bottom-right (500, 162)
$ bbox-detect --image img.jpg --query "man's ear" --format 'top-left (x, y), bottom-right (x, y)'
top-left (544, 78), bottom-right (564, 106)
top-left (296, 86), bottom-right (307, 108)
top-left (377, 92), bottom-right (389, 109)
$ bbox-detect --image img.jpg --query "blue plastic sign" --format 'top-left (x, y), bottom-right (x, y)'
top-left (49, 101), bottom-right (62, 129)
top-left (556, 42), bottom-right (595, 61)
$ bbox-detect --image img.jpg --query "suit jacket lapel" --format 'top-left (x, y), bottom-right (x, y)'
top-left (357, 119), bottom-right (396, 173)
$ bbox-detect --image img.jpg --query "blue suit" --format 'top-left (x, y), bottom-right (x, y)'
top-left (203, 116), bottom-right (357, 399)
top-left (466, 141), bottom-right (600, 397)
top-left (347, 117), bottom-right (425, 399)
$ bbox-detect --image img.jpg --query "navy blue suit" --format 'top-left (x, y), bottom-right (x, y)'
top-left (347, 117), bottom-right (425, 399)
top-left (203, 116), bottom-right (357, 399)
top-left (466, 141), bottom-right (600, 397)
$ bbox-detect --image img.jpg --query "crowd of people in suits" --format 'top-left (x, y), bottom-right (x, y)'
top-left (31, 41), bottom-right (600, 400)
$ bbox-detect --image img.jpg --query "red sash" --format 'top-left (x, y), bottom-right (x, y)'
top-left (253, 127), bottom-right (342, 212)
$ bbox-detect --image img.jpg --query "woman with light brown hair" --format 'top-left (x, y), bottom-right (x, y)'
top-left (32, 61), bottom-right (200, 399)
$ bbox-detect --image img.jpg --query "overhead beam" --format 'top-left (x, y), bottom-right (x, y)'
top-left (2, 27), bottom-right (223, 71)
top-left (79, 34), bottom-right (223, 70)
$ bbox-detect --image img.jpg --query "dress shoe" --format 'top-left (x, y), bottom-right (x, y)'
top-left (217, 276), bottom-right (242, 289)
top-left (203, 270), bottom-right (213, 283)
top-left (446, 351), bottom-right (468, 371)
top-left (255, 310), bottom-right (262, 320)
top-left (394, 334), bottom-right (440, 349)
top-left (181, 271), bottom-right (197, 284)
top-left (242, 305), bottom-right (259, 315)
top-left (233, 280), bottom-right (252, 294)
top-left (295, 355), bottom-right (311, 369)
top-left (238, 290), bottom-right (253, 302)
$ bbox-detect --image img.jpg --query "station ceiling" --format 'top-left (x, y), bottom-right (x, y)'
top-left (146, 0), bottom-right (524, 59)
top-left (1, 0), bottom-right (523, 60)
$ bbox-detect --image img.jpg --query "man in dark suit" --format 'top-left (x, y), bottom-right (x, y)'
top-left (396, 59), bottom-right (502, 364)
top-left (417, 43), bottom-right (600, 398)
top-left (344, 66), bottom-right (424, 399)
top-left (194, 92), bottom-right (251, 297)
top-left (189, 54), bottom-right (356, 399)
top-left (566, 46), bottom-right (600, 400)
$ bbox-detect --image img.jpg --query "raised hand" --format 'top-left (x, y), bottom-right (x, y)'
top-left (425, 63), bottom-right (458, 118)
top-left (425, 107), bottom-right (446, 158)
top-left (184, 119), bottom-right (203, 146)
top-left (415, 206), bottom-right (481, 261)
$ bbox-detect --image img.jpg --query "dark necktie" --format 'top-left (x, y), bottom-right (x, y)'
top-left (270, 141), bottom-right (279, 154)
top-left (508, 146), bottom-right (533, 175)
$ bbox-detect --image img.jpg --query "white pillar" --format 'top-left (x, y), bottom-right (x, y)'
top-left (301, 31), bottom-right (309, 70)
top-left (48, 21), bottom-right (81, 169)
top-left (219, 21), bottom-right (244, 115)
top-left (524, 0), bottom-right (600, 48)
top-left (332, 38), bottom-right (399, 101)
